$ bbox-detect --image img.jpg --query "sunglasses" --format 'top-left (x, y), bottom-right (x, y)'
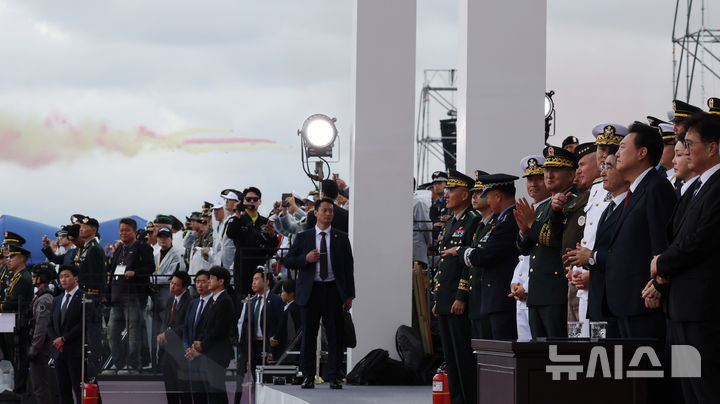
top-left (245, 197), bottom-right (259, 202)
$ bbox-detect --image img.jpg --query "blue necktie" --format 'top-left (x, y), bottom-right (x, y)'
top-left (194, 299), bottom-right (205, 329)
top-left (692, 179), bottom-right (703, 199)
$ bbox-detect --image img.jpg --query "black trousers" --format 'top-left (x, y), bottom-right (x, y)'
top-left (203, 358), bottom-right (229, 404)
top-left (529, 304), bottom-right (567, 338)
top-left (488, 310), bottom-right (518, 341)
top-left (54, 354), bottom-right (81, 404)
top-left (672, 320), bottom-right (720, 404)
top-left (234, 340), bottom-right (263, 404)
top-left (188, 357), bottom-right (208, 404)
top-left (438, 313), bottom-right (475, 404)
top-left (160, 347), bottom-right (192, 404)
top-left (300, 281), bottom-right (344, 380)
top-left (470, 315), bottom-right (492, 340)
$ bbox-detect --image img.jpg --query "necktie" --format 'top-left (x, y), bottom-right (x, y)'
top-left (61, 293), bottom-right (71, 324)
top-left (194, 299), bottom-right (205, 328)
top-left (253, 297), bottom-right (262, 337)
top-left (599, 201), bottom-right (616, 225)
top-left (622, 189), bottom-right (632, 209)
top-left (207, 297), bottom-right (215, 312)
top-left (319, 232), bottom-right (328, 280)
top-left (692, 179), bottom-right (703, 199)
top-left (168, 299), bottom-right (177, 326)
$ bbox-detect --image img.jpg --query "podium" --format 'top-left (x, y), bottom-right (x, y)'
top-left (473, 339), bottom-right (662, 404)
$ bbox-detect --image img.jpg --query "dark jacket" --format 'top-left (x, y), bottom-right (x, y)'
top-left (227, 213), bottom-right (277, 271)
top-left (459, 209), bottom-right (518, 316)
top-left (197, 291), bottom-right (235, 367)
top-left (518, 199), bottom-right (567, 306)
top-left (283, 227), bottom-right (355, 307)
top-left (0, 267), bottom-right (33, 313)
top-left (272, 301), bottom-right (301, 355)
top-left (238, 291), bottom-right (283, 356)
top-left (183, 296), bottom-right (212, 349)
top-left (465, 215), bottom-right (496, 319)
top-left (304, 204), bottom-right (349, 233)
top-left (657, 169), bottom-right (720, 322)
top-left (587, 198), bottom-right (623, 321)
top-left (47, 288), bottom-right (89, 359)
top-left (162, 290), bottom-right (192, 346)
top-left (75, 238), bottom-right (107, 297)
top-left (109, 241), bottom-right (155, 302)
top-left (605, 169), bottom-right (675, 317)
top-left (42, 246), bottom-right (78, 267)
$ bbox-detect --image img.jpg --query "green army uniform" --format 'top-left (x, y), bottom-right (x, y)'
top-left (194, 226), bottom-right (214, 249)
top-left (468, 213), bottom-right (496, 339)
top-left (0, 267), bottom-right (33, 313)
top-left (75, 237), bottom-right (107, 297)
top-left (518, 145), bottom-right (579, 339)
top-left (0, 264), bottom-right (11, 301)
top-left (433, 169), bottom-right (482, 404)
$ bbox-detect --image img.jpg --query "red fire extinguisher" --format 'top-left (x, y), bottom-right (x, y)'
top-left (432, 370), bottom-right (450, 404)
top-left (82, 382), bottom-right (99, 404)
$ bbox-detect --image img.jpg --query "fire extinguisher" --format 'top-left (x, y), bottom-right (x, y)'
top-left (432, 370), bottom-right (450, 404)
top-left (82, 382), bottom-right (99, 404)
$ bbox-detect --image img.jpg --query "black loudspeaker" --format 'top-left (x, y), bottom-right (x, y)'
top-left (439, 118), bottom-right (457, 171)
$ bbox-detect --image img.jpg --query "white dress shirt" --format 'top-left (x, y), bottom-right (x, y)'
top-left (629, 166), bottom-right (654, 193)
top-left (314, 225), bottom-right (335, 282)
top-left (697, 162), bottom-right (720, 193)
top-left (680, 176), bottom-right (699, 196)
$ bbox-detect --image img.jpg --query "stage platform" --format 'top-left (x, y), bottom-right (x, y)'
top-left (97, 380), bottom-right (429, 404)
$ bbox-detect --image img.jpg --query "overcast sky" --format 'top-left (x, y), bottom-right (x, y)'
top-left (1, 0), bottom-right (718, 228)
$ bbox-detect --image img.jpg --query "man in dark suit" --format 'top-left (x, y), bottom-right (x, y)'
top-left (606, 122), bottom-right (676, 339)
top-left (303, 179), bottom-right (349, 233)
top-left (270, 279), bottom-right (301, 363)
top-left (284, 197), bottom-right (355, 390)
top-left (652, 113), bottom-right (720, 403)
top-left (47, 265), bottom-right (88, 404)
top-left (157, 271), bottom-right (192, 404)
top-left (183, 270), bottom-right (212, 404)
top-left (565, 153), bottom-right (626, 338)
top-left (188, 267), bottom-right (235, 404)
top-left (235, 268), bottom-right (283, 403)
top-left (444, 173), bottom-right (520, 340)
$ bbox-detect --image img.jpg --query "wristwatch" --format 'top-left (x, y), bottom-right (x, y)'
top-left (588, 253), bottom-right (596, 267)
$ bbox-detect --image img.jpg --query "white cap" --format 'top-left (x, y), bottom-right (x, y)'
top-left (220, 191), bottom-right (240, 201)
top-left (212, 200), bottom-right (224, 209)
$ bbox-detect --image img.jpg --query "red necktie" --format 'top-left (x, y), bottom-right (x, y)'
top-left (622, 189), bottom-right (632, 209)
top-left (167, 299), bottom-right (177, 326)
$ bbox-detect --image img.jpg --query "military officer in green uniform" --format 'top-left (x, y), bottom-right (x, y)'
top-left (75, 217), bottom-right (107, 297)
top-left (0, 232), bottom-right (27, 302)
top-left (0, 244), bottom-right (34, 395)
top-left (465, 170), bottom-right (493, 339)
top-left (432, 169), bottom-right (482, 404)
top-left (515, 146), bottom-right (577, 338)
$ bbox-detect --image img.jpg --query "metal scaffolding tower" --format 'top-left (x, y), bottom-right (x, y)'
top-left (415, 69), bottom-right (457, 185)
top-left (672, 0), bottom-right (720, 103)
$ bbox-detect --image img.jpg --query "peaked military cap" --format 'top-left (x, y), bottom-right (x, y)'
top-left (520, 155), bottom-right (545, 178)
top-left (445, 169), bottom-right (474, 189)
top-left (561, 136), bottom-right (579, 148)
top-left (3, 232), bottom-right (25, 246)
top-left (658, 123), bottom-right (676, 144)
top-left (708, 97), bottom-right (720, 115)
top-left (220, 189), bottom-right (241, 201)
top-left (7, 244), bottom-right (30, 257)
top-left (574, 142), bottom-right (597, 160)
top-left (154, 215), bottom-right (173, 225)
top-left (157, 228), bottom-right (172, 238)
top-left (471, 170), bottom-right (489, 192)
top-left (145, 221), bottom-right (155, 232)
top-left (70, 214), bottom-right (86, 224)
top-left (477, 173), bottom-right (519, 195)
top-left (55, 226), bottom-right (68, 238)
top-left (672, 99), bottom-right (703, 122)
top-left (201, 201), bottom-right (213, 214)
top-left (431, 170), bottom-right (449, 183)
top-left (188, 212), bottom-right (205, 222)
top-left (646, 116), bottom-right (669, 128)
top-left (543, 145), bottom-right (577, 169)
top-left (592, 123), bottom-right (629, 146)
top-left (81, 217), bottom-right (99, 228)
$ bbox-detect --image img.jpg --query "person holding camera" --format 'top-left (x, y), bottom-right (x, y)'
top-left (226, 187), bottom-right (278, 297)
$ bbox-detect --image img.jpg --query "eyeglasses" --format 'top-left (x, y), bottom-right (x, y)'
top-left (245, 197), bottom-right (259, 202)
top-left (682, 139), bottom-right (709, 149)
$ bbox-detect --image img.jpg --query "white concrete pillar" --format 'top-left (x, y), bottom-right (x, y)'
top-left (456, 0), bottom-right (547, 176)
top-left (349, 0), bottom-right (416, 368)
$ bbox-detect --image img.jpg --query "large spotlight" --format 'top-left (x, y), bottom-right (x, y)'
top-left (544, 91), bottom-right (555, 119)
top-left (300, 114), bottom-right (338, 157)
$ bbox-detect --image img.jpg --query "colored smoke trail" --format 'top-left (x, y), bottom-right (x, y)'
top-left (0, 110), bottom-right (288, 168)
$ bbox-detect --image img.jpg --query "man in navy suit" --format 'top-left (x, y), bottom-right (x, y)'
top-left (183, 269), bottom-right (212, 404)
top-left (284, 197), bottom-right (355, 390)
top-left (606, 121), bottom-right (676, 339)
top-left (188, 267), bottom-right (235, 404)
top-left (47, 265), bottom-right (88, 404)
top-left (157, 270), bottom-right (192, 404)
top-left (652, 113), bottom-right (720, 403)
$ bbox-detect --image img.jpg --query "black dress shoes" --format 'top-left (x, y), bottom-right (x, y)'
top-left (329, 379), bottom-right (343, 389)
top-left (301, 377), bottom-right (315, 389)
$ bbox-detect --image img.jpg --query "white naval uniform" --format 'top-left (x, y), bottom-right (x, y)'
top-left (574, 179), bottom-right (609, 336)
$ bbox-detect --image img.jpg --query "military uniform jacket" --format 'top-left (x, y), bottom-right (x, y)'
top-left (549, 186), bottom-right (587, 254)
top-left (29, 287), bottom-right (55, 357)
top-left (75, 237), bottom-right (107, 297)
top-left (460, 209), bottom-right (519, 316)
top-left (433, 208), bottom-right (482, 315)
top-left (518, 199), bottom-right (567, 307)
top-left (464, 214), bottom-right (496, 319)
top-left (0, 267), bottom-right (33, 313)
